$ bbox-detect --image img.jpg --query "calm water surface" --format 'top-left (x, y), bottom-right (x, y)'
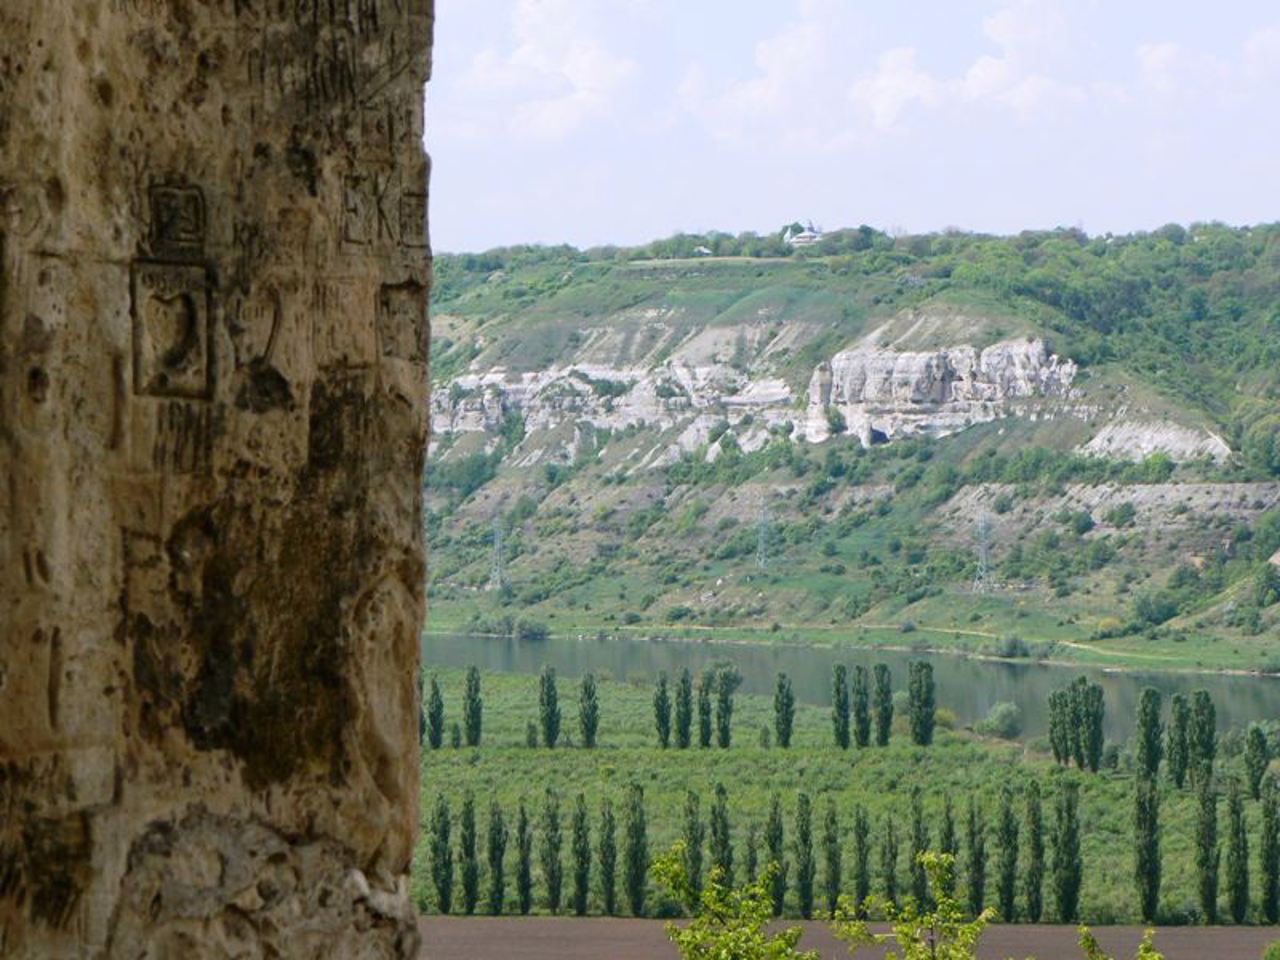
top-left (421, 631), bottom-right (1280, 741)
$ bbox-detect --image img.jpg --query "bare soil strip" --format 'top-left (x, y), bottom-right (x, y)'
top-left (419, 917), bottom-right (1276, 960)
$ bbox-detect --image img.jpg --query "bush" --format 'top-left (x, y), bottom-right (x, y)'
top-left (975, 702), bottom-right (1023, 740)
top-left (1262, 941), bottom-right (1280, 960)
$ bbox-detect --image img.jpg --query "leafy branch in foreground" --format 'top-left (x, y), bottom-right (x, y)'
top-left (653, 842), bottom-right (817, 960)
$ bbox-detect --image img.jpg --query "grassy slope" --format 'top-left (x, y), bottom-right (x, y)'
top-left (415, 669), bottom-right (1247, 924)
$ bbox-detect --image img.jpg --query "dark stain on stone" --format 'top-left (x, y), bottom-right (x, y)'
top-left (26, 366), bottom-right (48, 402)
top-left (285, 130), bottom-right (318, 197)
top-left (235, 359), bottom-right (293, 413)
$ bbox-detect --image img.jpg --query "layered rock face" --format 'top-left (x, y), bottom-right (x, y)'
top-left (0, 3), bottom-right (431, 957)
top-left (806, 338), bottom-right (1077, 444)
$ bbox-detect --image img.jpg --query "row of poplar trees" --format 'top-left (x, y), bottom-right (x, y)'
top-left (653, 661), bottom-right (937, 749)
top-left (422, 665), bottom-right (601, 750)
top-left (1129, 685), bottom-right (1280, 925)
top-left (421, 780), bottom-right (1085, 922)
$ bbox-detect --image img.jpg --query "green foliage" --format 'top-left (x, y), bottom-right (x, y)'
top-left (539, 789), bottom-right (563, 913)
top-left (654, 672), bottom-right (672, 748)
top-left (460, 792), bottom-right (479, 914)
top-left (880, 815), bottom-right (900, 909)
top-left (975, 701), bottom-right (1022, 740)
top-left (463, 665), bottom-right (482, 747)
top-left (675, 668), bottom-right (693, 749)
top-left (625, 783), bottom-right (649, 916)
top-left (697, 671), bottom-right (714, 749)
top-left (598, 799), bottom-right (618, 915)
top-left (822, 799), bottom-right (842, 916)
top-left (571, 794), bottom-right (591, 916)
top-left (516, 800), bottom-right (533, 914)
top-left (715, 666), bottom-right (741, 749)
top-left (1264, 781), bottom-right (1280, 925)
top-left (873, 664), bottom-right (894, 747)
top-left (653, 846), bottom-right (817, 960)
top-left (851, 665), bottom-right (871, 748)
top-left (909, 789), bottom-right (930, 909)
top-left (710, 783), bottom-right (734, 888)
top-left (1227, 780), bottom-right (1249, 924)
top-left (833, 853), bottom-right (994, 960)
top-left (995, 787), bottom-right (1019, 922)
top-left (964, 799), bottom-right (986, 918)
top-left (774, 673), bottom-right (796, 749)
top-left (1078, 926), bottom-right (1165, 960)
top-left (1195, 777), bottom-right (1219, 923)
top-left (538, 665), bottom-right (560, 748)
top-left (1247, 724), bottom-right (1270, 799)
top-left (1190, 690), bottom-right (1217, 785)
top-left (1262, 942), bottom-right (1280, 960)
top-left (1024, 781), bottom-right (1045, 923)
top-left (487, 800), bottom-right (508, 915)
top-left (908, 661), bottom-right (936, 746)
top-left (793, 794), bottom-right (816, 919)
top-left (1133, 777), bottom-right (1160, 923)
top-left (578, 672), bottom-right (599, 748)
top-left (1053, 781), bottom-right (1082, 922)
top-left (852, 805), bottom-right (871, 910)
top-left (832, 664), bottom-right (850, 750)
top-left (1135, 688), bottom-right (1163, 780)
top-left (430, 794), bottom-right (453, 914)
top-left (426, 674), bottom-right (444, 750)
top-left (1167, 694), bottom-right (1190, 788)
top-left (682, 790), bottom-right (705, 904)
top-left (766, 793), bottom-right (788, 916)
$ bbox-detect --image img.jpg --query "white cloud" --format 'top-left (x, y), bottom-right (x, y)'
top-left (1135, 41), bottom-right (1183, 95)
top-left (462, 0), bottom-right (636, 140)
top-left (850, 47), bottom-right (942, 129)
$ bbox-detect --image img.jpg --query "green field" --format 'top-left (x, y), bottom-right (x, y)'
top-left (414, 668), bottom-right (1268, 925)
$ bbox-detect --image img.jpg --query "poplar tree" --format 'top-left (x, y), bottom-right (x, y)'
top-left (1261, 778), bottom-right (1279, 925)
top-left (697, 671), bottom-right (713, 748)
top-left (571, 794), bottom-right (591, 916)
top-left (426, 674), bottom-right (444, 750)
top-left (766, 793), bottom-right (788, 916)
top-left (832, 664), bottom-right (850, 749)
top-left (460, 792), bottom-right (479, 914)
top-left (578, 672), bottom-right (599, 748)
top-left (487, 800), bottom-right (508, 915)
top-left (675, 668), bottom-right (693, 749)
top-left (909, 788), bottom-right (930, 908)
top-left (1196, 776), bottom-right (1219, 923)
top-left (996, 787), bottom-right (1019, 922)
top-left (624, 784), bottom-right (648, 916)
top-left (794, 793), bottom-right (816, 919)
top-left (1052, 781), bottom-right (1081, 923)
top-left (1134, 776), bottom-right (1160, 924)
top-left (1190, 689), bottom-right (1216, 786)
top-left (516, 800), bottom-right (533, 915)
top-left (430, 794), bottom-right (453, 914)
top-left (1024, 781), bottom-right (1045, 923)
top-left (1246, 724), bottom-right (1269, 800)
top-left (540, 789), bottom-right (563, 914)
top-left (1135, 687), bottom-right (1163, 779)
top-left (1167, 693), bottom-right (1190, 788)
top-left (745, 821), bottom-right (760, 886)
top-left (852, 805), bottom-right (871, 913)
top-left (1081, 680), bottom-right (1105, 773)
top-left (965, 798), bottom-right (986, 918)
top-left (709, 783), bottom-right (733, 887)
top-left (538, 665), bottom-right (560, 749)
top-left (715, 666), bottom-right (740, 748)
top-left (774, 672), bottom-right (796, 749)
top-left (1047, 689), bottom-right (1068, 765)
top-left (822, 798), bottom-right (842, 915)
top-left (1227, 780), bottom-right (1249, 924)
top-left (653, 672), bottom-right (671, 748)
top-left (852, 664), bottom-right (871, 748)
top-left (449, 721), bottom-right (462, 749)
top-left (598, 798), bottom-right (618, 916)
top-left (907, 660), bottom-right (936, 747)
top-left (873, 664), bottom-right (893, 747)
top-left (682, 790), bottom-right (704, 900)
top-left (937, 795), bottom-right (958, 899)
top-left (463, 665), bottom-right (482, 747)
top-left (879, 815), bottom-right (899, 908)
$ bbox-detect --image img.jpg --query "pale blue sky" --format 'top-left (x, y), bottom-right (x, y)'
top-left (427, 1), bottom-right (1280, 252)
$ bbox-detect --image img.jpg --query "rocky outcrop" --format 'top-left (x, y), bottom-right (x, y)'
top-left (1081, 419), bottom-right (1231, 463)
top-left (806, 338), bottom-right (1077, 444)
top-left (1, 3), bottom-right (431, 957)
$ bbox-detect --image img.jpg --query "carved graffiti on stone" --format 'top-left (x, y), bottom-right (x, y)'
top-left (377, 281), bottom-right (426, 362)
top-left (130, 262), bottom-right (212, 399)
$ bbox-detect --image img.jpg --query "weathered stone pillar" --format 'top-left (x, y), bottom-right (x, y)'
top-left (0, 2), bottom-right (432, 956)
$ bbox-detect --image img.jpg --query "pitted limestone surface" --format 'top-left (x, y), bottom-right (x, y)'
top-left (0, 3), bottom-right (432, 956)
